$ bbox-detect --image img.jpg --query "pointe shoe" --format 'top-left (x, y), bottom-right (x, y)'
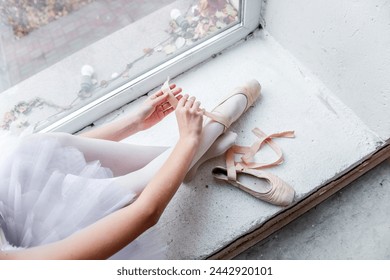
top-left (204, 79), bottom-right (261, 131)
top-left (212, 166), bottom-right (295, 207)
top-left (161, 78), bottom-right (261, 131)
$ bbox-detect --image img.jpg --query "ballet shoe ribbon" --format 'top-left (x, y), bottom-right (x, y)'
top-left (161, 77), bottom-right (229, 127)
top-left (225, 128), bottom-right (295, 180)
top-left (226, 144), bottom-right (250, 181)
top-left (239, 128), bottom-right (295, 169)
top-left (161, 78), bottom-right (179, 109)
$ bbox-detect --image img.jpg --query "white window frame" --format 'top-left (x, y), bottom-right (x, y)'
top-left (40, 0), bottom-right (262, 133)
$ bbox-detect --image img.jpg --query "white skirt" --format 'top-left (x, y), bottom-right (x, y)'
top-left (0, 131), bottom-right (165, 259)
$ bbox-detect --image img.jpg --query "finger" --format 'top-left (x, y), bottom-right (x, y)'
top-left (150, 92), bottom-right (160, 100)
top-left (171, 87), bottom-right (182, 96)
top-left (154, 86), bottom-right (182, 108)
top-left (163, 106), bottom-right (174, 115)
top-left (150, 94), bottom-right (168, 107)
top-left (152, 83), bottom-right (177, 98)
top-left (193, 100), bottom-right (201, 111)
top-left (185, 96), bottom-right (195, 108)
top-left (161, 102), bottom-right (171, 110)
top-left (150, 90), bottom-right (166, 100)
top-left (161, 83), bottom-right (177, 94)
top-left (178, 94), bottom-right (189, 107)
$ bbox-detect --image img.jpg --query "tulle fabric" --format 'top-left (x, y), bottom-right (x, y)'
top-left (0, 131), bottom-right (165, 259)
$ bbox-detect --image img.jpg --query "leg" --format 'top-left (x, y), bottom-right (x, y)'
top-left (115, 94), bottom-right (249, 196)
top-left (35, 132), bottom-right (169, 176)
top-left (184, 131), bottom-right (238, 182)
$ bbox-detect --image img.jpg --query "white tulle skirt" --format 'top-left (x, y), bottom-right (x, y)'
top-left (0, 131), bottom-right (165, 259)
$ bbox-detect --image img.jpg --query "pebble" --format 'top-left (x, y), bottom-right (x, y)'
top-left (175, 37), bottom-right (186, 49)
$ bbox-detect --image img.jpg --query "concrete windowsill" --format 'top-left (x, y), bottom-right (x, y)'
top-left (97, 30), bottom-right (385, 259)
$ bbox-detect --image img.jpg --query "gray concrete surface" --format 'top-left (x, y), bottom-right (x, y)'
top-left (235, 158), bottom-right (390, 260)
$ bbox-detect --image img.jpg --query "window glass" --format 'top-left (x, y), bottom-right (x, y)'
top-left (0, 0), bottom-right (242, 132)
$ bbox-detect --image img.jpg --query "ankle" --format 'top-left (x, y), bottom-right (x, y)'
top-left (178, 136), bottom-right (200, 149)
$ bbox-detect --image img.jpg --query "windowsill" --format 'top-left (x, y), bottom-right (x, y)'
top-left (89, 30), bottom-right (385, 259)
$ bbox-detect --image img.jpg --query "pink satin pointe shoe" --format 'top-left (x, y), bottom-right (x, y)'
top-left (162, 78), bottom-right (261, 131)
top-left (212, 166), bottom-right (295, 207)
top-left (212, 128), bottom-right (296, 207)
top-left (204, 79), bottom-right (261, 131)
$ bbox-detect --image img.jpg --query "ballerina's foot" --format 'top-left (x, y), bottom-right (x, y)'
top-left (204, 79), bottom-right (261, 131)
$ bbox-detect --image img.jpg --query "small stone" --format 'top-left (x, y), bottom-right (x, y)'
top-left (225, 4), bottom-right (238, 17)
top-left (4, 111), bottom-right (16, 122)
top-left (164, 44), bottom-right (176, 55)
top-left (216, 20), bottom-right (227, 29)
top-left (143, 47), bottom-right (153, 56)
top-left (175, 37), bottom-right (186, 49)
top-left (100, 80), bottom-right (108, 87)
top-left (111, 72), bottom-right (119, 79)
top-left (209, 26), bottom-right (218, 33)
top-left (215, 11), bottom-right (225, 18)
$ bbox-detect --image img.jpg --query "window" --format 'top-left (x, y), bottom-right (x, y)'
top-left (0, 0), bottom-right (261, 133)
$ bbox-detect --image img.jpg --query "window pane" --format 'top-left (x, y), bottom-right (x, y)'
top-left (0, 0), bottom-right (241, 132)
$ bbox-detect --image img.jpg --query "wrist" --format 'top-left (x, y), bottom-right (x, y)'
top-left (175, 137), bottom-right (200, 164)
top-left (123, 112), bottom-right (143, 133)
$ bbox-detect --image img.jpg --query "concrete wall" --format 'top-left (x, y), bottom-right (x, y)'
top-left (261, 0), bottom-right (390, 141)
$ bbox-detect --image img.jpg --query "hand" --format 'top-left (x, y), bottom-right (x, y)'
top-left (175, 95), bottom-right (204, 143)
top-left (136, 84), bottom-right (182, 130)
